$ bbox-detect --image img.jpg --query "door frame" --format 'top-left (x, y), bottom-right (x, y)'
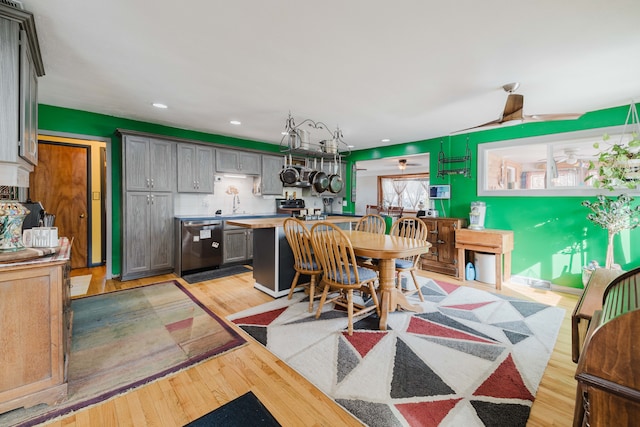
top-left (38, 130), bottom-right (113, 279)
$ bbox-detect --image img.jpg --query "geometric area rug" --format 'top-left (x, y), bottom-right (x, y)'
top-left (229, 278), bottom-right (565, 427)
top-left (0, 280), bottom-right (246, 427)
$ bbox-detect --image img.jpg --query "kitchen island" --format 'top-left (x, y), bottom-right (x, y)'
top-left (225, 216), bottom-right (359, 297)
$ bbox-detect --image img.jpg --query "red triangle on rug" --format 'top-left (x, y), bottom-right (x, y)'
top-left (407, 317), bottom-right (494, 343)
top-left (396, 398), bottom-right (462, 427)
top-left (434, 280), bottom-right (460, 295)
top-left (473, 354), bottom-right (535, 401)
top-left (342, 331), bottom-right (386, 358)
top-left (442, 301), bottom-right (495, 311)
top-left (232, 307), bottom-right (287, 326)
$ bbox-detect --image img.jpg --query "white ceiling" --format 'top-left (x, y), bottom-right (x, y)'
top-left (26, 0), bottom-right (640, 151)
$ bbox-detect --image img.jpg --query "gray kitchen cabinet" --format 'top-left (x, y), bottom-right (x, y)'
top-left (121, 131), bottom-right (176, 280)
top-left (260, 154), bottom-right (284, 195)
top-left (215, 148), bottom-right (260, 174)
top-left (0, 5), bottom-right (44, 186)
top-left (177, 143), bottom-right (215, 193)
top-left (122, 192), bottom-right (174, 279)
top-left (223, 227), bottom-right (253, 264)
top-left (19, 29), bottom-right (38, 166)
top-left (124, 135), bottom-right (174, 192)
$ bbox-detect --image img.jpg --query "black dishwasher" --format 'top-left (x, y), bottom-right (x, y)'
top-left (179, 220), bottom-right (223, 275)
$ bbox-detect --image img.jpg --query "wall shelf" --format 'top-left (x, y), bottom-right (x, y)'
top-left (437, 139), bottom-right (471, 178)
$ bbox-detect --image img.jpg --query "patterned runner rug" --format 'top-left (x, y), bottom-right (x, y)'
top-left (229, 278), bottom-right (564, 427)
top-left (2, 281), bottom-right (246, 427)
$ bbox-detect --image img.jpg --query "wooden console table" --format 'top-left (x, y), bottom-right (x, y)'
top-left (455, 228), bottom-right (514, 290)
top-left (570, 267), bottom-right (625, 363)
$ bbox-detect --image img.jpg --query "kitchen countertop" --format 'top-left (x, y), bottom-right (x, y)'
top-left (225, 215), bottom-right (359, 229)
top-left (174, 213), bottom-right (289, 221)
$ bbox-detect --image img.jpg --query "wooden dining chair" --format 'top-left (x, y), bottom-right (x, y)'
top-left (283, 218), bottom-right (323, 312)
top-left (390, 217), bottom-right (429, 301)
top-left (365, 204), bottom-right (381, 215)
top-left (309, 222), bottom-right (380, 335)
top-left (355, 213), bottom-right (386, 267)
top-left (387, 206), bottom-right (404, 218)
top-left (355, 213), bottom-right (386, 234)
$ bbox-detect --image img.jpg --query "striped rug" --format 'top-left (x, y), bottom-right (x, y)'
top-left (2, 281), bottom-right (245, 427)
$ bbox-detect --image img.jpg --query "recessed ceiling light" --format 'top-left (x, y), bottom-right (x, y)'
top-left (348, 145), bottom-right (355, 148)
top-left (281, 131), bottom-right (288, 135)
top-left (230, 120), bottom-right (241, 125)
top-left (152, 103), bottom-right (168, 109)
top-left (381, 138), bottom-right (391, 143)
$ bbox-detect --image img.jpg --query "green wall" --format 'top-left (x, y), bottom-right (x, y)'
top-left (39, 103), bottom-right (640, 288)
top-left (38, 104), bottom-right (281, 276)
top-left (346, 104), bottom-right (640, 288)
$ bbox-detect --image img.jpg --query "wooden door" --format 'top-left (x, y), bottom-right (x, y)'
top-left (31, 142), bottom-right (89, 268)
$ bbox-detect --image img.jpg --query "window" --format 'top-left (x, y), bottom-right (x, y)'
top-left (478, 125), bottom-right (639, 196)
top-left (378, 173), bottom-right (429, 211)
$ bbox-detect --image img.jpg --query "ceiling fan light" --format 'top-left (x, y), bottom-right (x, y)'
top-left (398, 159), bottom-right (407, 170)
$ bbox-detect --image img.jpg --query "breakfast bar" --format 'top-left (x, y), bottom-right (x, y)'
top-left (225, 216), bottom-right (358, 297)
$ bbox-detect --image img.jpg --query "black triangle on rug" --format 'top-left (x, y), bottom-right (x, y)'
top-left (228, 278), bottom-right (565, 427)
top-left (185, 391), bottom-right (281, 427)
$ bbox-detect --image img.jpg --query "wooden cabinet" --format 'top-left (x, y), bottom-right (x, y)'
top-left (124, 135), bottom-right (174, 192)
top-left (419, 217), bottom-right (466, 277)
top-left (215, 148), bottom-right (260, 174)
top-left (177, 143), bottom-right (215, 193)
top-left (0, 260), bottom-right (71, 414)
top-left (223, 227), bottom-right (253, 264)
top-left (455, 228), bottom-right (514, 290)
top-left (0, 5), bottom-right (43, 186)
top-left (260, 154), bottom-right (284, 195)
top-left (122, 192), bottom-right (174, 280)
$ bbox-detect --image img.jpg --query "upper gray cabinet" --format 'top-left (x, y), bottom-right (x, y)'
top-left (124, 136), bottom-right (174, 192)
top-left (0, 4), bottom-right (44, 185)
top-left (215, 148), bottom-right (260, 174)
top-left (261, 154), bottom-right (284, 195)
top-left (177, 143), bottom-right (215, 193)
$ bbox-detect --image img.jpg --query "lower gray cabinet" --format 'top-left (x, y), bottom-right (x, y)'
top-left (223, 228), bottom-right (253, 264)
top-left (122, 192), bottom-right (174, 279)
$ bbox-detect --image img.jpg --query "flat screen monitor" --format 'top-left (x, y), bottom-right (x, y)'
top-left (429, 184), bottom-right (451, 200)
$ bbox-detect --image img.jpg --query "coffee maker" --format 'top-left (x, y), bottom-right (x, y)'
top-left (468, 201), bottom-right (486, 230)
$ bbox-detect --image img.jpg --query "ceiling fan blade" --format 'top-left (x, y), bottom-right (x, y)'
top-left (452, 118), bottom-right (503, 133)
top-left (523, 112), bottom-right (584, 122)
top-left (501, 94), bottom-right (524, 122)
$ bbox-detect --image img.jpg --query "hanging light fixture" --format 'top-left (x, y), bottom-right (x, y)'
top-left (398, 159), bottom-right (407, 171)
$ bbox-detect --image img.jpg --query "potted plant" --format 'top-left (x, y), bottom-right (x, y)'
top-left (586, 103), bottom-right (640, 190)
top-left (581, 194), bottom-right (640, 269)
top-left (585, 133), bottom-right (640, 190)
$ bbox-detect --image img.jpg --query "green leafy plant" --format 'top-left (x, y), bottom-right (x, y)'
top-left (581, 194), bottom-right (640, 268)
top-left (585, 132), bottom-right (640, 190)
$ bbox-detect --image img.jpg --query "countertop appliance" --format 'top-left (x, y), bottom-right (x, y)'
top-left (22, 201), bottom-right (45, 229)
top-left (178, 220), bottom-right (223, 276)
top-left (276, 198), bottom-right (305, 215)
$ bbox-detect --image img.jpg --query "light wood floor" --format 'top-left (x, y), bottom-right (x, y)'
top-left (56, 266), bottom-right (579, 426)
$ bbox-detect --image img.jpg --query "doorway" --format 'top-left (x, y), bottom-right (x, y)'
top-left (30, 136), bottom-right (108, 269)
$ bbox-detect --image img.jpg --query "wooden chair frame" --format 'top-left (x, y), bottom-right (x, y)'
top-left (283, 218), bottom-right (323, 312)
top-left (310, 222), bottom-right (380, 335)
top-left (390, 216), bottom-right (429, 301)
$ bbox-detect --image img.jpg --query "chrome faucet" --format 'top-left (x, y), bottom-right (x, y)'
top-left (232, 194), bottom-right (240, 214)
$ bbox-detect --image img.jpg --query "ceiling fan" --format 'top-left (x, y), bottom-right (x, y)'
top-left (460, 83), bottom-right (584, 132)
top-left (397, 158), bottom-right (420, 170)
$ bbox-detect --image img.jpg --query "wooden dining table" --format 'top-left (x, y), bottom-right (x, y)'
top-left (344, 229), bottom-right (431, 330)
